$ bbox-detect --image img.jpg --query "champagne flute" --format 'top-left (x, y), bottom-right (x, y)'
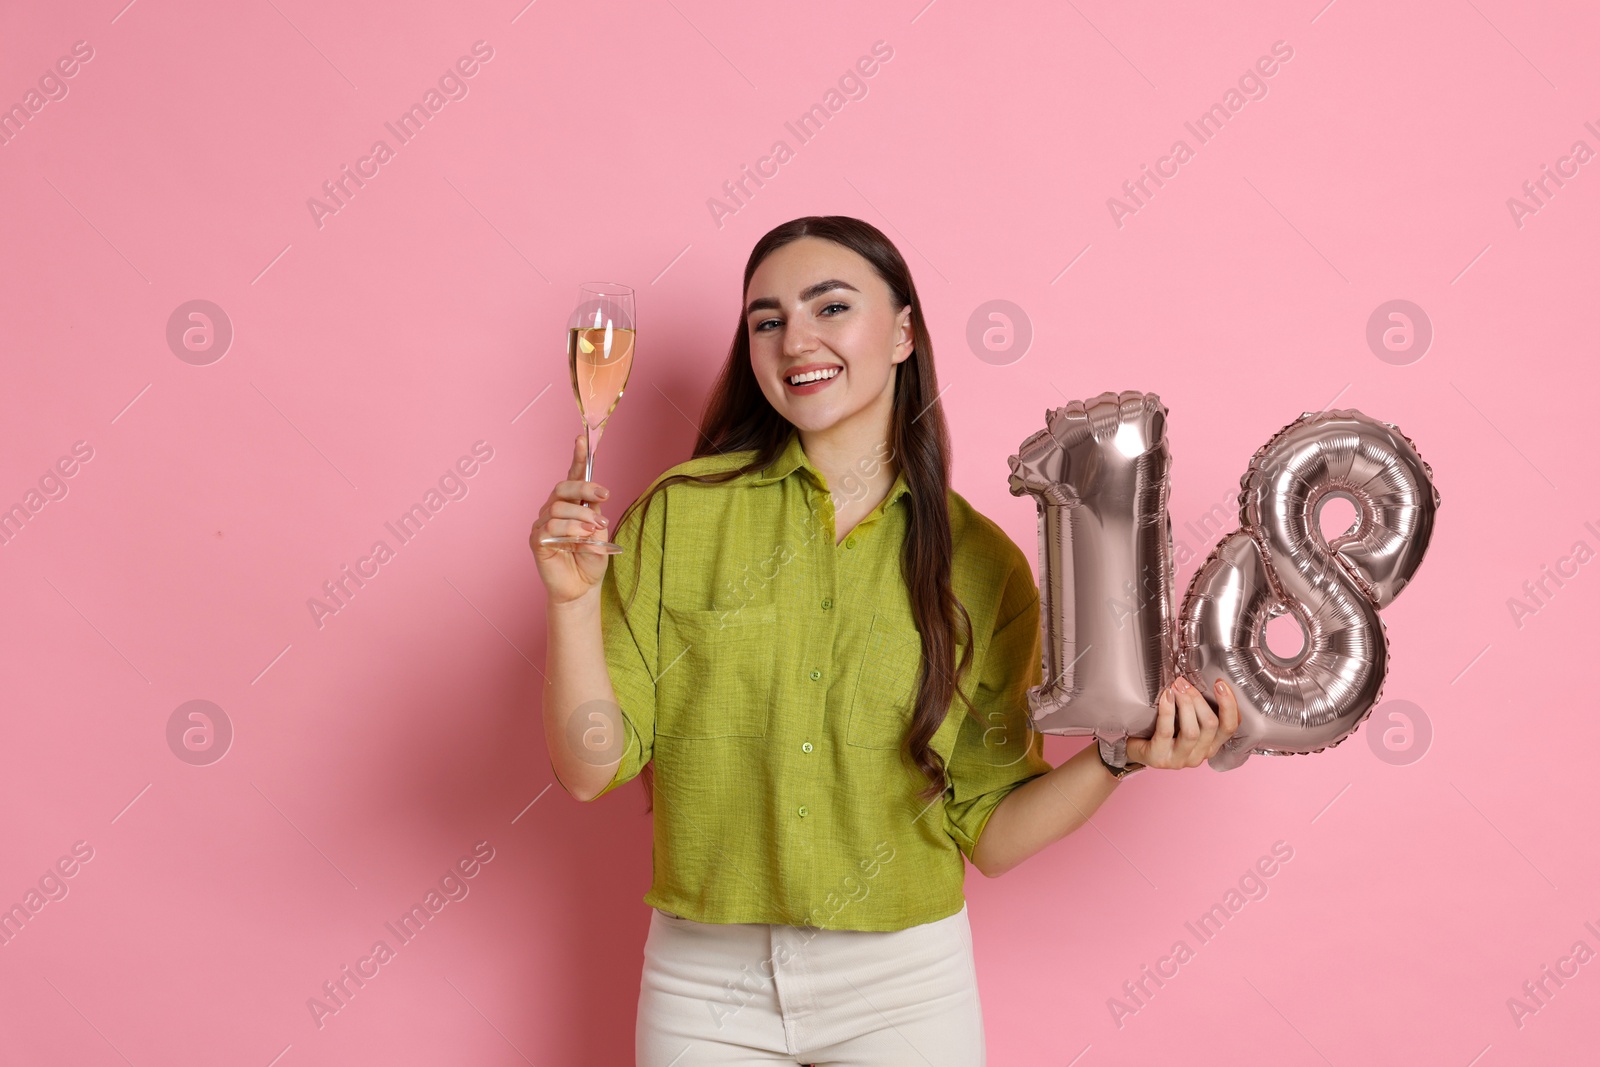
top-left (540, 281), bottom-right (637, 554)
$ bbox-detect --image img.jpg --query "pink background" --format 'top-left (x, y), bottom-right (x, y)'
top-left (2, 0), bottom-right (1595, 1063)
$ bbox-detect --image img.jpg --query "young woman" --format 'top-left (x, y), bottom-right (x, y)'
top-left (532, 216), bottom-right (1240, 1066)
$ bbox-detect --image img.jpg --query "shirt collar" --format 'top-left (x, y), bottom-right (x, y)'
top-left (752, 425), bottom-right (912, 510)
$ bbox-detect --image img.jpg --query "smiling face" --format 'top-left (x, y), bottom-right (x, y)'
top-left (744, 236), bottom-right (914, 437)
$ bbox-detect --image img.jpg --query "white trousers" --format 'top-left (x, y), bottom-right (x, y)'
top-left (636, 902), bottom-right (986, 1066)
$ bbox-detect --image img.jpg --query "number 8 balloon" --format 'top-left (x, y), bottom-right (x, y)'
top-left (1180, 403), bottom-right (1439, 769)
top-left (1008, 391), bottom-right (1440, 771)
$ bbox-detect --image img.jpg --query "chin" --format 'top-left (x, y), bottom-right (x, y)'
top-left (784, 411), bottom-right (840, 433)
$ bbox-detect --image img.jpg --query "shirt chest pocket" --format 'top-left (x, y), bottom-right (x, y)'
top-left (846, 611), bottom-right (923, 750)
top-left (656, 601), bottom-right (778, 739)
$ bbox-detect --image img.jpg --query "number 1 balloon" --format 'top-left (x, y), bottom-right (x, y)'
top-left (1008, 391), bottom-right (1440, 771)
top-left (1006, 392), bottom-right (1177, 768)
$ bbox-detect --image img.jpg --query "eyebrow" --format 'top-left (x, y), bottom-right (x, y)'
top-left (745, 279), bottom-right (860, 318)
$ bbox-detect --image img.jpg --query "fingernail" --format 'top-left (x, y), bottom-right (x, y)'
top-left (1174, 676), bottom-right (1191, 692)
top-left (598, 516), bottom-right (608, 526)
top-left (597, 488), bottom-right (610, 498)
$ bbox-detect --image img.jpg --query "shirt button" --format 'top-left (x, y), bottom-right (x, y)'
top-left (845, 536), bottom-right (856, 549)
top-left (809, 669), bottom-right (821, 681)
top-left (802, 741), bottom-right (813, 753)
top-left (797, 806), bottom-right (809, 817)
top-left (821, 598), bottom-right (832, 610)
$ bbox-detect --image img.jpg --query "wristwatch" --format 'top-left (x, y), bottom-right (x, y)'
top-left (1098, 745), bottom-right (1147, 781)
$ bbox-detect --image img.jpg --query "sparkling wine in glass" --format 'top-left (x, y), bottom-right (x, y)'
top-left (540, 281), bottom-right (636, 554)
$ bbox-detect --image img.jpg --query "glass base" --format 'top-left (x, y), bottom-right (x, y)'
top-left (540, 535), bottom-right (624, 555)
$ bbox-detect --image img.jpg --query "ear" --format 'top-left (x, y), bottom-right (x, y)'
top-left (892, 309), bottom-right (915, 364)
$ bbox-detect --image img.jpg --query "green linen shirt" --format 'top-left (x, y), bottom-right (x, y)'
top-left (584, 424), bottom-right (1052, 931)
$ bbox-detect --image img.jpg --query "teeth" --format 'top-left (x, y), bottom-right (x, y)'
top-left (787, 367), bottom-right (841, 385)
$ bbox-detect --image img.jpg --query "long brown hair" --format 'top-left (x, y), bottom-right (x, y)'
top-left (615, 215), bottom-right (976, 810)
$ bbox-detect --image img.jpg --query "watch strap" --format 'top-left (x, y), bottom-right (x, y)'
top-left (1097, 737), bottom-right (1146, 779)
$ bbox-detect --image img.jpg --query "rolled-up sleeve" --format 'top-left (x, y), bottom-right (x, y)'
top-left (942, 552), bottom-right (1052, 861)
top-left (583, 482), bottom-right (666, 802)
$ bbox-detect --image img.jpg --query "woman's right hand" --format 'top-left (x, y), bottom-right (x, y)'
top-left (530, 433), bottom-right (614, 606)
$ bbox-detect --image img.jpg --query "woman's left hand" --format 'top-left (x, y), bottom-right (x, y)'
top-left (1125, 677), bottom-right (1241, 769)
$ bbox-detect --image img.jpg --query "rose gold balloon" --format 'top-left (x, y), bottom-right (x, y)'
top-left (1179, 409), bottom-right (1440, 770)
top-left (1007, 391), bottom-right (1175, 766)
top-left (1009, 398), bottom-right (1439, 772)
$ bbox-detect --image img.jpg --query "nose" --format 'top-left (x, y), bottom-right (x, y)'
top-left (782, 313), bottom-right (820, 359)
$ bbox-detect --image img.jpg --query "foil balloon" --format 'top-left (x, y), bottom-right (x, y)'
top-left (1179, 409), bottom-right (1440, 770)
top-left (1008, 395), bottom-right (1439, 772)
top-left (1006, 391), bottom-right (1176, 766)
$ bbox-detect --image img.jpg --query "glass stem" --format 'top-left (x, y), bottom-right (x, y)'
top-left (584, 422), bottom-right (596, 483)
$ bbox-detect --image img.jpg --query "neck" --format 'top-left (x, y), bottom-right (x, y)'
top-left (796, 406), bottom-right (897, 506)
